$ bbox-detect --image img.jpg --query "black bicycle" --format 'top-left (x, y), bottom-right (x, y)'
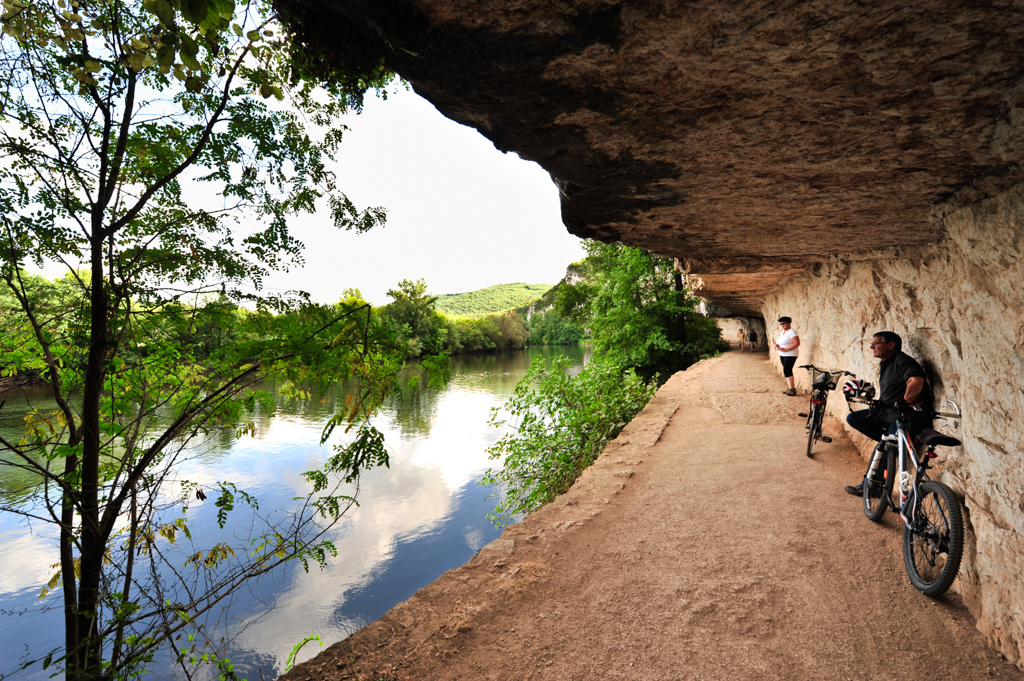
top-left (847, 396), bottom-right (965, 596)
top-left (797, 365), bottom-right (854, 457)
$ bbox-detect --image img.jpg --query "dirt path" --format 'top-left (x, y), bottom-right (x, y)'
top-left (283, 352), bottom-right (1024, 681)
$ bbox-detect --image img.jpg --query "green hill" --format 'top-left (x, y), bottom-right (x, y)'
top-left (434, 283), bottom-right (552, 319)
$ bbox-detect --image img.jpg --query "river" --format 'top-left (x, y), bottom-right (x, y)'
top-left (0, 345), bottom-right (587, 680)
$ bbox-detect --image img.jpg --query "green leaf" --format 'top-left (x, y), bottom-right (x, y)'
top-left (178, 31), bottom-right (198, 58)
top-left (157, 42), bottom-right (175, 67)
top-left (208, 0), bottom-right (234, 19)
top-left (180, 0), bottom-right (208, 24)
top-left (152, 0), bottom-right (175, 27)
top-left (179, 32), bottom-right (200, 69)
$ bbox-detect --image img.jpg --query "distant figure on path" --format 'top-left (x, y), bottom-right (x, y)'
top-left (748, 329), bottom-right (759, 351)
top-left (736, 328), bottom-right (747, 352)
top-left (775, 317), bottom-right (800, 395)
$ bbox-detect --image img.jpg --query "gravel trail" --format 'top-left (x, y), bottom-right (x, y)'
top-left (283, 351), bottom-right (1023, 681)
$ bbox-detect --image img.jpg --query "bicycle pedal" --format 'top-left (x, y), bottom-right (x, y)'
top-left (798, 412), bottom-right (808, 418)
top-left (821, 436), bottom-right (832, 443)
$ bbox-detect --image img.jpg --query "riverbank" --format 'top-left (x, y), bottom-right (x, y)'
top-left (282, 351), bottom-right (1023, 680)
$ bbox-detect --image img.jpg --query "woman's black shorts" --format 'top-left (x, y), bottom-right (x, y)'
top-left (780, 356), bottom-right (797, 378)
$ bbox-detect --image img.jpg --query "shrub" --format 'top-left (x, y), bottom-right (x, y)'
top-left (482, 355), bottom-right (656, 526)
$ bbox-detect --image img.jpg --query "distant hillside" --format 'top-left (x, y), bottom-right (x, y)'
top-left (434, 283), bottom-right (552, 319)
top-left (514, 281), bottom-right (562, 316)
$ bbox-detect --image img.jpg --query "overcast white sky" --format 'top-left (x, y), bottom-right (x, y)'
top-left (264, 86), bottom-right (586, 305)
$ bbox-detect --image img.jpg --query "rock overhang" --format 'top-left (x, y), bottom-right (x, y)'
top-left (277, 0), bottom-right (1024, 316)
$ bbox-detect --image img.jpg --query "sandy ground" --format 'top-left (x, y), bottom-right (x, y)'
top-left (282, 351), bottom-right (1024, 681)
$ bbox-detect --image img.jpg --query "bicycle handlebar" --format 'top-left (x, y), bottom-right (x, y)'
top-left (846, 396), bottom-right (963, 421)
top-left (798, 364), bottom-right (855, 377)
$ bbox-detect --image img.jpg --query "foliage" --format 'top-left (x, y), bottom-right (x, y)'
top-left (525, 308), bottom-right (584, 346)
top-left (556, 240), bottom-right (721, 381)
top-left (379, 278), bottom-right (449, 357)
top-left (373, 279), bottom-right (546, 357)
top-left (482, 355), bottom-right (656, 527)
top-left (284, 634), bottom-right (323, 673)
top-left (433, 282), bottom-right (551, 319)
top-left (0, 0), bottom-right (401, 678)
top-left (482, 242), bottom-right (720, 526)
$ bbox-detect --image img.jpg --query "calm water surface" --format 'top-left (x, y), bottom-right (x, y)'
top-left (0, 346), bottom-right (586, 680)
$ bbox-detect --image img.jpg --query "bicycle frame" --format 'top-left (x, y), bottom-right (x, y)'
top-left (854, 397), bottom-right (964, 596)
top-left (881, 419), bottom-right (919, 528)
top-left (798, 365), bottom-right (854, 456)
top-left (876, 400), bottom-right (962, 529)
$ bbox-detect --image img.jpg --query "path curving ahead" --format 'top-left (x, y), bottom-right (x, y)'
top-left (283, 352), bottom-right (1024, 681)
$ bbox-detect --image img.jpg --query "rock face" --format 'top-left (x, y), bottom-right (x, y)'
top-left (277, 0), bottom-right (1024, 666)
top-left (762, 176), bottom-right (1024, 666)
top-left (280, 0), bottom-right (1024, 315)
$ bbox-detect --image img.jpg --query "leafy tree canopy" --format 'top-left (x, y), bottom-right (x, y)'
top-left (556, 240), bottom-right (721, 381)
top-left (0, 1), bottom-right (404, 679)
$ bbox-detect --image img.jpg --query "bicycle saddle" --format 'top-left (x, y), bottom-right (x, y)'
top-left (919, 428), bottom-right (961, 448)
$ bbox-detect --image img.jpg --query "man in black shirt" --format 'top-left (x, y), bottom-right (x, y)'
top-left (844, 331), bottom-right (932, 496)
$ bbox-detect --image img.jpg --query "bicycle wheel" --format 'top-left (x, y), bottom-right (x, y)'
top-left (863, 444), bottom-right (895, 521)
top-left (903, 481), bottom-right (964, 597)
top-left (805, 403), bottom-right (819, 457)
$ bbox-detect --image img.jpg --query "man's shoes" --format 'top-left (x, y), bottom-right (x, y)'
top-left (782, 388), bottom-right (796, 396)
top-left (845, 483), bottom-right (864, 496)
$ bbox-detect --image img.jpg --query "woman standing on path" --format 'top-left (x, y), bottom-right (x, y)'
top-left (775, 317), bottom-right (801, 395)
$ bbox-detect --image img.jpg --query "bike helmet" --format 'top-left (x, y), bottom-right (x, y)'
top-left (843, 379), bottom-right (876, 400)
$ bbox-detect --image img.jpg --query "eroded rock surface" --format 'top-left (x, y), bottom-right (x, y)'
top-left (278, 0), bottom-right (1024, 314)
top-left (763, 177), bottom-right (1024, 666)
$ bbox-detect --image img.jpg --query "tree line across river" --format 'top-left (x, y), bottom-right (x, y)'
top-left (0, 274), bottom-right (582, 387)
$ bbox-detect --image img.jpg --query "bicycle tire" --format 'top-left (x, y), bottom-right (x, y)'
top-left (863, 444), bottom-right (895, 521)
top-left (805, 403), bottom-right (819, 457)
top-left (903, 481), bottom-right (964, 597)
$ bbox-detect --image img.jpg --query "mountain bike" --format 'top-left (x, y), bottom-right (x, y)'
top-left (796, 365), bottom-right (854, 457)
top-left (848, 396), bottom-right (965, 596)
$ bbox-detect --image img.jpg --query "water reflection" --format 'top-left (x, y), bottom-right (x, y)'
top-left (0, 345), bottom-right (585, 680)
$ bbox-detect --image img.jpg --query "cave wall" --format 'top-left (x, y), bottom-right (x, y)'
top-left (759, 179), bottom-right (1024, 666)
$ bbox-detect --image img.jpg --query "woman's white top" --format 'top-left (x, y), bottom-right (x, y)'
top-left (777, 328), bottom-right (799, 357)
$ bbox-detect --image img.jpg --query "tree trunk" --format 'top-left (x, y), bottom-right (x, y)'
top-left (673, 271), bottom-right (687, 345)
top-left (74, 226), bottom-right (109, 679)
top-left (61, 453), bottom-right (80, 674)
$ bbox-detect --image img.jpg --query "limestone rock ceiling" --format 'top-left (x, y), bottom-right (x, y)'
top-left (279, 0), bottom-right (1024, 315)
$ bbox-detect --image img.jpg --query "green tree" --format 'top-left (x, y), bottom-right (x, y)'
top-left (482, 355), bottom-right (655, 526)
top-left (381, 278), bottom-right (448, 357)
top-left (557, 240), bottom-right (720, 380)
top-left (489, 310), bottom-right (528, 351)
top-left (525, 308), bottom-right (583, 345)
top-left (0, 0), bottom-right (397, 678)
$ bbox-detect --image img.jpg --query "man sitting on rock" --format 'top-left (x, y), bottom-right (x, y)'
top-left (844, 331), bottom-right (933, 496)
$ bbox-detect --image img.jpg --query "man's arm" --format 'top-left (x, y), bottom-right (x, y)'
top-left (905, 376), bottom-right (924, 405)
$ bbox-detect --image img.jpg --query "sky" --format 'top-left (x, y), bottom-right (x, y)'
top-left (263, 86), bottom-right (586, 305)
